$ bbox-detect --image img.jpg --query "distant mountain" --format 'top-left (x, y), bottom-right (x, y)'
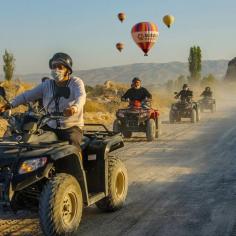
top-left (2, 60), bottom-right (228, 86)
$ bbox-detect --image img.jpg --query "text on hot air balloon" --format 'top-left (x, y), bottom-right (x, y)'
top-left (133, 32), bottom-right (159, 43)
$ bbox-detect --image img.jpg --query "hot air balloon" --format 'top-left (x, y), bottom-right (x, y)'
top-left (163, 15), bottom-right (175, 28)
top-left (116, 42), bottom-right (124, 52)
top-left (117, 12), bottom-right (126, 23)
top-left (131, 22), bottom-right (159, 56)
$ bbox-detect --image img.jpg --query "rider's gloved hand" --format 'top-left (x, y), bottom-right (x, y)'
top-left (121, 97), bottom-right (129, 102)
top-left (144, 97), bottom-right (152, 102)
top-left (63, 106), bottom-right (77, 117)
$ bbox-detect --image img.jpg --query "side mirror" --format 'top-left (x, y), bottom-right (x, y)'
top-left (54, 86), bottom-right (70, 99)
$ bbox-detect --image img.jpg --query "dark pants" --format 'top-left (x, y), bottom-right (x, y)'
top-left (43, 125), bottom-right (83, 150)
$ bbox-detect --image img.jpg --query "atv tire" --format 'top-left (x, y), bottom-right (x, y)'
top-left (212, 103), bottom-right (216, 113)
top-left (169, 110), bottom-right (175, 124)
top-left (191, 109), bottom-right (197, 123)
top-left (155, 117), bottom-right (161, 138)
top-left (39, 173), bottom-right (83, 236)
top-left (196, 107), bottom-right (201, 122)
top-left (96, 157), bottom-right (128, 212)
top-left (122, 130), bottom-right (132, 138)
top-left (113, 119), bottom-right (121, 133)
top-left (176, 116), bottom-right (181, 122)
top-left (146, 119), bottom-right (156, 141)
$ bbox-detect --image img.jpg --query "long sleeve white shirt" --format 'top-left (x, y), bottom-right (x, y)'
top-left (11, 76), bottom-right (86, 129)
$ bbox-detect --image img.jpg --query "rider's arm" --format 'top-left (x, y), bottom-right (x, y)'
top-left (143, 88), bottom-right (152, 99)
top-left (70, 78), bottom-right (86, 113)
top-left (121, 89), bottom-right (131, 100)
top-left (175, 91), bottom-right (181, 98)
top-left (11, 84), bottom-right (43, 108)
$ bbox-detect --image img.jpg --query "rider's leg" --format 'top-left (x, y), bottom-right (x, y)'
top-left (56, 126), bottom-right (83, 151)
top-left (43, 125), bottom-right (83, 151)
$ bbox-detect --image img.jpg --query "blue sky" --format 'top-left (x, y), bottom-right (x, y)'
top-left (0, 0), bottom-right (235, 74)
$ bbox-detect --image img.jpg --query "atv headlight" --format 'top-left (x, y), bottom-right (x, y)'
top-left (140, 112), bottom-right (148, 118)
top-left (18, 157), bottom-right (47, 174)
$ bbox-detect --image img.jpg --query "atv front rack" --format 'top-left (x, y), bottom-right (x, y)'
top-left (0, 140), bottom-right (68, 149)
top-left (83, 123), bottom-right (115, 137)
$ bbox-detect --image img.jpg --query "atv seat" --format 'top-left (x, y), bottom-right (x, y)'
top-left (80, 136), bottom-right (90, 150)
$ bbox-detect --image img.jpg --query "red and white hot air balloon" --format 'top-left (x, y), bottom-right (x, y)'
top-left (131, 22), bottom-right (159, 56)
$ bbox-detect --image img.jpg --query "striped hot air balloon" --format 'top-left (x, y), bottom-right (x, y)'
top-left (131, 22), bottom-right (159, 56)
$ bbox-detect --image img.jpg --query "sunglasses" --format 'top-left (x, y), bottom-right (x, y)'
top-left (51, 64), bottom-right (65, 70)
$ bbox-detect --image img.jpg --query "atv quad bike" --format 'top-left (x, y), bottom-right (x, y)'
top-left (198, 97), bottom-right (216, 112)
top-left (0, 86), bottom-right (128, 236)
top-left (113, 99), bottom-right (161, 141)
top-left (169, 93), bottom-right (200, 123)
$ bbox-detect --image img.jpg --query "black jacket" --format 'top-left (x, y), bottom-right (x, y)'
top-left (122, 87), bottom-right (152, 101)
top-left (201, 91), bottom-right (212, 97)
top-left (176, 89), bottom-right (193, 101)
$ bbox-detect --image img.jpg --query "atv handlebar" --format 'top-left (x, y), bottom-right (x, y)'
top-left (121, 98), bottom-right (152, 102)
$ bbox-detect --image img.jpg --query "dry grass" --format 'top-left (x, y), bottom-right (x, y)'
top-left (84, 100), bottom-right (108, 113)
top-left (0, 80), bottom-right (229, 127)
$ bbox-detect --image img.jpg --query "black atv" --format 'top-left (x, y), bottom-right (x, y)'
top-left (169, 93), bottom-right (200, 123)
top-left (198, 96), bottom-right (216, 112)
top-left (0, 86), bottom-right (128, 236)
top-left (113, 99), bottom-right (161, 141)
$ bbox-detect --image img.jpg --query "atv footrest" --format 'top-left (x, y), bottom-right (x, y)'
top-left (88, 192), bottom-right (105, 205)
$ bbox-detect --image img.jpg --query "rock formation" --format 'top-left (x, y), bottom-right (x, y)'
top-left (225, 57), bottom-right (236, 81)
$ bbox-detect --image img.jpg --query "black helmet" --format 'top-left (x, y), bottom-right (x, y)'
top-left (49, 52), bottom-right (73, 74)
top-left (183, 84), bottom-right (188, 89)
top-left (132, 77), bottom-right (141, 83)
top-left (205, 86), bottom-right (210, 91)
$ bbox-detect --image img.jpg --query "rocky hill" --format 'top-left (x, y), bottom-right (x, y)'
top-left (225, 57), bottom-right (236, 81)
top-left (2, 60), bottom-right (228, 86)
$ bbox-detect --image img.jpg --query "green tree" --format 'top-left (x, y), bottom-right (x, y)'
top-left (3, 50), bottom-right (15, 81)
top-left (188, 46), bottom-right (202, 84)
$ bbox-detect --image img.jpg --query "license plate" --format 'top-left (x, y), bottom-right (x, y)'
top-left (88, 154), bottom-right (96, 161)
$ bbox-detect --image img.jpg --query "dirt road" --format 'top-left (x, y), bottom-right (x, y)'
top-left (1, 99), bottom-right (236, 236)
